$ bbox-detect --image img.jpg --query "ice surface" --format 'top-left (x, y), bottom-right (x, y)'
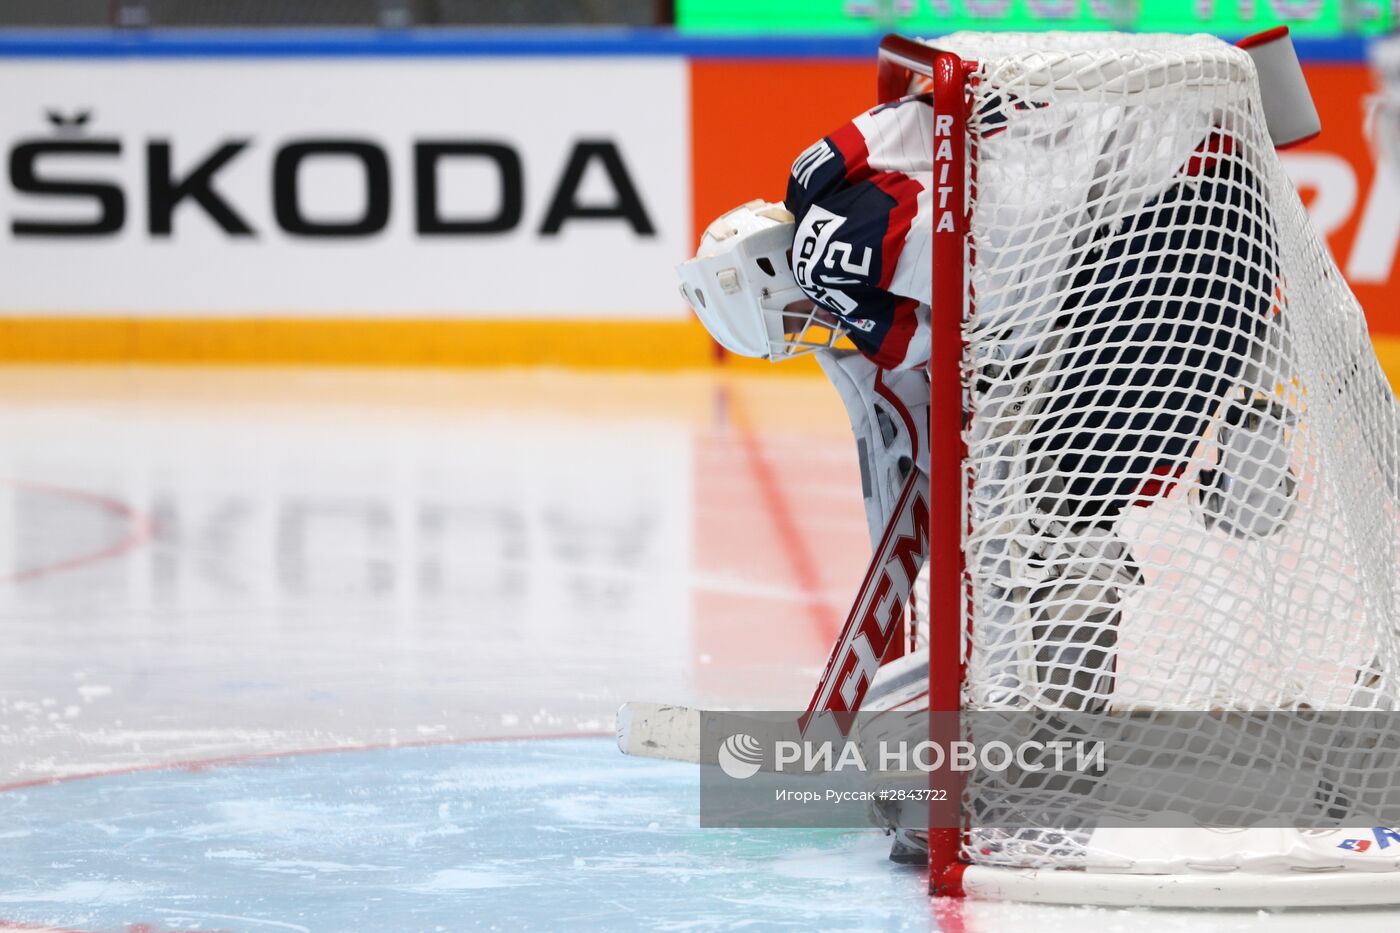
top-left (0, 368), bottom-right (866, 786)
top-left (2, 367), bottom-right (1393, 930)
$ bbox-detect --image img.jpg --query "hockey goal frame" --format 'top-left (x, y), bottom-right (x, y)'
top-left (879, 32), bottom-right (1400, 908)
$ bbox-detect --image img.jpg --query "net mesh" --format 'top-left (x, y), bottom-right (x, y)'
top-left (929, 31), bottom-right (1400, 871)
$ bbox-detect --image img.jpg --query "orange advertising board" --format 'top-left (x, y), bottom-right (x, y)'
top-left (691, 60), bottom-right (873, 248)
top-left (1288, 64), bottom-right (1399, 340)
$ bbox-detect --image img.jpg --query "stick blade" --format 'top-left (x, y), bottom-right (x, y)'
top-left (616, 702), bottom-right (703, 763)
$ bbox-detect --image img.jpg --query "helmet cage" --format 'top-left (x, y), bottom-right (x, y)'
top-left (766, 292), bottom-right (849, 362)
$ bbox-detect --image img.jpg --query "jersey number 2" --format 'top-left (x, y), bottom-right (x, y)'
top-left (824, 242), bottom-right (873, 277)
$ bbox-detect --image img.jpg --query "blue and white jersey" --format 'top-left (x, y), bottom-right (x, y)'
top-left (784, 95), bottom-right (933, 371)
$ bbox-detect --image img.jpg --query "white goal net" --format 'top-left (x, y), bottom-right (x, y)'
top-left (903, 30), bottom-right (1400, 905)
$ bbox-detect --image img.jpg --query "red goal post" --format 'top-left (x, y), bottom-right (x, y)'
top-left (875, 34), bottom-right (971, 898)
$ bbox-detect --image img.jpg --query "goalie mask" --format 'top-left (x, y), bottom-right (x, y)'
top-left (676, 200), bottom-right (848, 361)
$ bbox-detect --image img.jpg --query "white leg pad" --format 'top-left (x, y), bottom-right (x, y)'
top-left (815, 350), bottom-right (930, 551)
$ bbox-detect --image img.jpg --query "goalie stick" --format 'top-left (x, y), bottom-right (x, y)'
top-left (617, 468), bottom-right (928, 761)
top-left (797, 467), bottom-right (927, 735)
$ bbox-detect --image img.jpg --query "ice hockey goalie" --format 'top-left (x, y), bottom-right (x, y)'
top-left (675, 31), bottom-right (1400, 874)
top-left (681, 63), bottom-right (1300, 651)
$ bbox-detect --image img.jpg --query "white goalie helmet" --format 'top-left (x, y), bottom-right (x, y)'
top-left (676, 199), bottom-right (847, 361)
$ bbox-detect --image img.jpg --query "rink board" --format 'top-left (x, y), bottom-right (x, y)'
top-left (0, 31), bottom-right (1394, 376)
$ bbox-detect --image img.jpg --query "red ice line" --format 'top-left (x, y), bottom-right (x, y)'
top-left (0, 480), bottom-right (156, 585)
top-left (1, 920), bottom-right (234, 932)
top-left (0, 730), bottom-right (612, 794)
top-left (725, 389), bottom-right (842, 644)
top-left (0, 923), bottom-right (230, 933)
